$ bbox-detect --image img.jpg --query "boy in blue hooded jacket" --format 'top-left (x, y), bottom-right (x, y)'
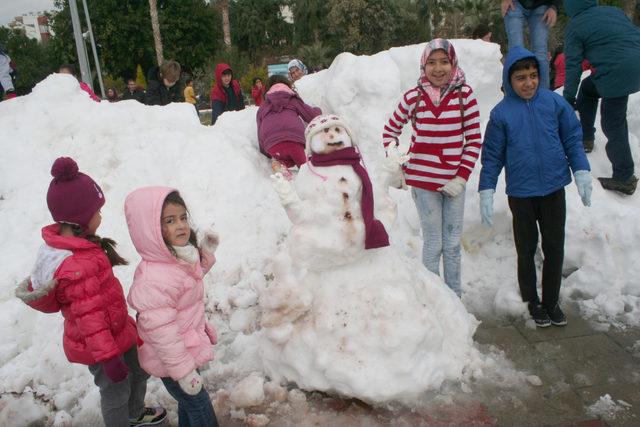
top-left (478, 47), bottom-right (591, 327)
top-left (563, 0), bottom-right (640, 195)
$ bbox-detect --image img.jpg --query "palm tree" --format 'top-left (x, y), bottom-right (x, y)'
top-left (219, 0), bottom-right (231, 48)
top-left (149, 0), bottom-right (163, 65)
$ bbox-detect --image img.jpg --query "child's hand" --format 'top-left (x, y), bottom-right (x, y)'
top-left (178, 370), bottom-right (203, 395)
top-left (201, 231), bottom-right (219, 254)
top-left (102, 356), bottom-right (129, 383)
top-left (501, 0), bottom-right (515, 16)
top-left (205, 322), bottom-right (217, 345)
top-left (438, 177), bottom-right (467, 197)
top-left (271, 173), bottom-right (298, 206)
top-left (382, 144), bottom-right (410, 172)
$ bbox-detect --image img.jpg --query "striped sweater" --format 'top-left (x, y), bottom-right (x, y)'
top-left (383, 84), bottom-right (482, 191)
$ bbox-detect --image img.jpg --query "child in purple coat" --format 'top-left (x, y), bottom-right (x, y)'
top-left (256, 75), bottom-right (322, 178)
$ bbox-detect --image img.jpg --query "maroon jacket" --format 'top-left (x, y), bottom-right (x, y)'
top-left (256, 90), bottom-right (321, 154)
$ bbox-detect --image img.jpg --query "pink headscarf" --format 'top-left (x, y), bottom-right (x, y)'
top-left (419, 38), bottom-right (466, 105)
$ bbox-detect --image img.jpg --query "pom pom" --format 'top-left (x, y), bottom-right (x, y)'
top-left (51, 157), bottom-right (79, 182)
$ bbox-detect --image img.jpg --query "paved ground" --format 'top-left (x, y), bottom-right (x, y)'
top-left (213, 302), bottom-right (640, 427)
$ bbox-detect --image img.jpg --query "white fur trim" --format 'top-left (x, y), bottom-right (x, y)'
top-left (15, 277), bottom-right (58, 303)
top-left (31, 244), bottom-right (72, 290)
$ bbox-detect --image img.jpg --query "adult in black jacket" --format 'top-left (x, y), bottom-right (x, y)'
top-left (122, 79), bottom-right (145, 103)
top-left (145, 60), bottom-right (184, 106)
top-left (502, 0), bottom-right (560, 89)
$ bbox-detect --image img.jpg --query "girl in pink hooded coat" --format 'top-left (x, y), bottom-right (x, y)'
top-left (125, 187), bottom-right (219, 426)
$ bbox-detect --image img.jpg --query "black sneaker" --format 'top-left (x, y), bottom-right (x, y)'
top-left (528, 302), bottom-right (551, 328)
top-left (130, 407), bottom-right (167, 426)
top-left (598, 175), bottom-right (638, 195)
top-left (546, 304), bottom-right (567, 326)
top-left (583, 139), bottom-right (594, 153)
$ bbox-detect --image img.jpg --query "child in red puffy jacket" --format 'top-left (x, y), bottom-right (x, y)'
top-left (15, 157), bottom-right (166, 427)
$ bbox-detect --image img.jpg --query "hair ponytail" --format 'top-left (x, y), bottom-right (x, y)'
top-left (67, 223), bottom-right (128, 266)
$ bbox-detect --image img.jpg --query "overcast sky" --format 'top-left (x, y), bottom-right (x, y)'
top-left (0, 0), bottom-right (57, 26)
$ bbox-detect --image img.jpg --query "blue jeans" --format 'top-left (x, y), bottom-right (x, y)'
top-left (161, 377), bottom-right (219, 427)
top-left (577, 75), bottom-right (633, 181)
top-left (412, 188), bottom-right (465, 296)
top-left (504, 1), bottom-right (550, 89)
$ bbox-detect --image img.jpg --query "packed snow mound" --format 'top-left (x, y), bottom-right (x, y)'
top-left (0, 39), bottom-right (639, 423)
top-left (260, 249), bottom-right (479, 402)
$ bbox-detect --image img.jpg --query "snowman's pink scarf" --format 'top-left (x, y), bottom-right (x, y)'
top-left (309, 147), bottom-right (389, 250)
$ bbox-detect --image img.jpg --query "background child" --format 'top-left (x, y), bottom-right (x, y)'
top-left (251, 77), bottom-right (265, 106)
top-left (184, 78), bottom-right (198, 110)
top-left (145, 60), bottom-right (184, 106)
top-left (210, 63), bottom-right (245, 125)
top-left (125, 187), bottom-right (219, 426)
top-left (15, 157), bottom-right (166, 427)
top-left (382, 38), bottom-right (482, 297)
top-left (257, 75), bottom-right (322, 179)
top-left (478, 46), bottom-right (591, 327)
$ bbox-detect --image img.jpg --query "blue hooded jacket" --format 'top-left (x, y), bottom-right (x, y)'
top-left (563, 0), bottom-right (640, 102)
top-left (478, 47), bottom-right (590, 197)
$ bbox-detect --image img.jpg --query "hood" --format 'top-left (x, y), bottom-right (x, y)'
top-left (215, 63), bottom-right (232, 87)
top-left (265, 89), bottom-right (298, 112)
top-left (502, 46), bottom-right (539, 99)
top-left (564, 0), bottom-right (597, 17)
top-left (125, 186), bottom-right (177, 263)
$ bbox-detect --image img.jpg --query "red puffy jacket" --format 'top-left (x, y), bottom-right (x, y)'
top-left (16, 224), bottom-right (137, 365)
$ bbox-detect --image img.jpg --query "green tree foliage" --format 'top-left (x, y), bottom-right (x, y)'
top-left (0, 28), bottom-right (57, 95)
top-left (50, 0), bottom-right (220, 80)
top-left (289, 0), bottom-right (329, 46)
top-left (229, 0), bottom-right (292, 61)
top-left (326, 0), bottom-right (404, 54)
top-left (297, 41), bottom-right (331, 69)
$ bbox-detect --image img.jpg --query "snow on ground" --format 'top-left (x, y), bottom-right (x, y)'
top-left (0, 39), bottom-right (639, 424)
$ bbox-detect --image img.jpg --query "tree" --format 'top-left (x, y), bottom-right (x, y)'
top-left (230, 0), bottom-right (292, 61)
top-left (326, 0), bottom-right (403, 55)
top-left (219, 0), bottom-right (232, 48)
top-left (49, 0), bottom-right (220, 79)
top-left (149, 0), bottom-right (163, 65)
top-left (0, 28), bottom-right (57, 94)
top-left (289, 0), bottom-right (328, 46)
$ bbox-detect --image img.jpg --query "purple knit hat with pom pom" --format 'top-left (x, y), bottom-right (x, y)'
top-left (46, 157), bottom-right (105, 229)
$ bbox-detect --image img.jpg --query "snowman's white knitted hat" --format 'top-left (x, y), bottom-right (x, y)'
top-left (304, 114), bottom-right (356, 154)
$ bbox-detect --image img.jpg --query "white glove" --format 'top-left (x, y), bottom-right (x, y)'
top-left (382, 144), bottom-right (410, 172)
top-left (178, 370), bottom-right (203, 395)
top-left (271, 172), bottom-right (298, 206)
top-left (200, 230), bottom-right (219, 254)
top-left (438, 176), bottom-right (467, 197)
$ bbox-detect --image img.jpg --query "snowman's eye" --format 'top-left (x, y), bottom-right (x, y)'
top-left (323, 128), bottom-right (329, 133)
top-left (335, 127), bottom-right (340, 132)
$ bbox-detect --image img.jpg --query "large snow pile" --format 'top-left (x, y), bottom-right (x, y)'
top-left (0, 39), bottom-right (639, 424)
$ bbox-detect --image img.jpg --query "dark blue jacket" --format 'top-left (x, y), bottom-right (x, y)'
top-left (563, 0), bottom-right (640, 102)
top-left (479, 47), bottom-right (590, 198)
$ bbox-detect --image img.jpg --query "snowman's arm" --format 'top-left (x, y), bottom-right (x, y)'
top-left (271, 173), bottom-right (307, 223)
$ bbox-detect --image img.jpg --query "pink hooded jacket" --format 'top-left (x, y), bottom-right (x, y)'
top-left (125, 186), bottom-right (216, 380)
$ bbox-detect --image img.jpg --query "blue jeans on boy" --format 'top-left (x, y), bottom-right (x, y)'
top-left (161, 377), bottom-right (219, 427)
top-left (412, 188), bottom-right (465, 296)
top-left (504, 1), bottom-right (550, 88)
top-left (577, 75), bottom-right (634, 181)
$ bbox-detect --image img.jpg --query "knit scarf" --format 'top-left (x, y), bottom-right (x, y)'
top-left (309, 147), bottom-right (389, 250)
top-left (173, 244), bottom-right (200, 265)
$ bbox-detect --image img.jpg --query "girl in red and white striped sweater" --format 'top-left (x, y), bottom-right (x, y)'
top-left (382, 39), bottom-right (482, 296)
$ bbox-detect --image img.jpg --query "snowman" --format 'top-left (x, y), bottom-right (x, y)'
top-left (271, 114), bottom-right (394, 271)
top-left (262, 115), bottom-right (479, 402)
